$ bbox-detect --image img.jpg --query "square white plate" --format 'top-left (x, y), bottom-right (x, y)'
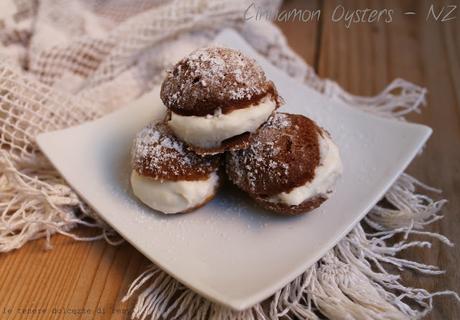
top-left (37, 29), bottom-right (431, 310)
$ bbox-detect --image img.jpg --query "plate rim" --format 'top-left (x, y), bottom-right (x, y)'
top-left (36, 32), bottom-right (433, 311)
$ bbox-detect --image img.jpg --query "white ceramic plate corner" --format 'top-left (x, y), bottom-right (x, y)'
top-left (36, 29), bottom-right (432, 311)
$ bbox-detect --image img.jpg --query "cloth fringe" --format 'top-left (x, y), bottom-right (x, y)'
top-left (122, 222), bottom-right (458, 320)
top-left (322, 79), bottom-right (427, 119)
top-left (0, 1), bottom-right (457, 319)
top-left (0, 150), bottom-right (123, 250)
top-left (121, 74), bottom-right (459, 319)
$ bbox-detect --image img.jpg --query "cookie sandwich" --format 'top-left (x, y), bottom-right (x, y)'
top-left (161, 47), bottom-right (282, 155)
top-left (131, 122), bottom-right (221, 214)
top-left (226, 113), bottom-right (342, 215)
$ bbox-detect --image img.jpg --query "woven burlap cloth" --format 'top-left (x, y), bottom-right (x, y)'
top-left (0, 1), bottom-right (457, 319)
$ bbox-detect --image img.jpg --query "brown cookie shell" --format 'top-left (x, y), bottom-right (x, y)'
top-left (131, 122), bottom-right (220, 181)
top-left (160, 47), bottom-right (281, 116)
top-left (253, 195), bottom-right (327, 215)
top-left (225, 113), bottom-right (322, 197)
top-left (188, 131), bottom-right (253, 156)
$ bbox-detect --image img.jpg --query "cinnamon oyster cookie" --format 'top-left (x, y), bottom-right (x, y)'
top-left (226, 113), bottom-right (342, 215)
top-left (131, 122), bottom-right (221, 214)
top-left (161, 46), bottom-right (282, 155)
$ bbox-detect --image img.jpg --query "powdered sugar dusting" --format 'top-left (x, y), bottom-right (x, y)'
top-left (183, 46), bottom-right (264, 101)
top-left (132, 122), bottom-right (219, 180)
top-left (161, 47), bottom-right (274, 115)
top-left (226, 113), bottom-right (320, 196)
top-left (229, 139), bottom-right (290, 193)
top-left (265, 112), bottom-right (291, 129)
top-left (227, 113), bottom-right (293, 193)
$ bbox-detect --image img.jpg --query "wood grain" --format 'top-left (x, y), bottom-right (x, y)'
top-left (274, 0), bottom-right (321, 64)
top-left (0, 0), bottom-right (458, 319)
top-left (314, 1), bottom-right (460, 319)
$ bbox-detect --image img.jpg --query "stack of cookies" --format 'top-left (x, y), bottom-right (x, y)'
top-left (130, 47), bottom-right (342, 215)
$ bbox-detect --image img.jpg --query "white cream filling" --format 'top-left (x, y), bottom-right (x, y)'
top-left (268, 133), bottom-right (342, 206)
top-left (131, 171), bottom-right (219, 214)
top-left (168, 96), bottom-right (277, 149)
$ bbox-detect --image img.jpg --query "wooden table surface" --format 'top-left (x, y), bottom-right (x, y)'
top-left (0, 1), bottom-right (459, 319)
